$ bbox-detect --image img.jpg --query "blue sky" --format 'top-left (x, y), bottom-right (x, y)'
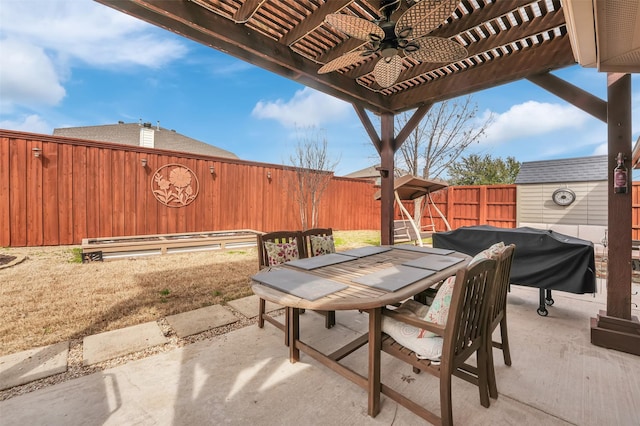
top-left (1, 1), bottom-right (639, 177)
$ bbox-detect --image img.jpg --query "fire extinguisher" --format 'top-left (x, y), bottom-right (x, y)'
top-left (614, 152), bottom-right (628, 194)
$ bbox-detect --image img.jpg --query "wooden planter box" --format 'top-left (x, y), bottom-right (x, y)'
top-left (81, 230), bottom-right (259, 262)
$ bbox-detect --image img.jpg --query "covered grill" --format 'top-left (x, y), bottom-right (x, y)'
top-left (433, 225), bottom-right (596, 316)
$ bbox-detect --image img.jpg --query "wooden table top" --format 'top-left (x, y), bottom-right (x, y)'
top-left (251, 246), bottom-right (470, 311)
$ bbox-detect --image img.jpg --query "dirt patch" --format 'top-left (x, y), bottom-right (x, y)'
top-left (0, 254), bottom-right (17, 266)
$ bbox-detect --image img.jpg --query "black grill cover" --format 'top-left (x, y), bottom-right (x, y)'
top-left (433, 225), bottom-right (596, 294)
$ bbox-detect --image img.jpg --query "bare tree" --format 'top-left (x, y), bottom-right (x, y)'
top-left (395, 95), bottom-right (493, 179)
top-left (288, 127), bottom-right (340, 230)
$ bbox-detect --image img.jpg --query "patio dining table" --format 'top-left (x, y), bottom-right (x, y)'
top-left (251, 245), bottom-right (470, 418)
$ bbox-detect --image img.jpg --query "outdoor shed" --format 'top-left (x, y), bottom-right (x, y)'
top-left (515, 155), bottom-right (607, 246)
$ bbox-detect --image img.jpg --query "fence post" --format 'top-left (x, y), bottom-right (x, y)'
top-left (447, 187), bottom-right (455, 229)
top-left (479, 186), bottom-right (487, 225)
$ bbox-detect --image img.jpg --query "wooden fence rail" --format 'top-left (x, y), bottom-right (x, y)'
top-left (2, 130), bottom-right (638, 247)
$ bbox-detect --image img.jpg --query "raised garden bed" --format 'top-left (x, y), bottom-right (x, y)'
top-left (81, 230), bottom-right (259, 262)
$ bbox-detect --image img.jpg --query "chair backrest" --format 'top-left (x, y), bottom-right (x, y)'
top-left (257, 231), bottom-right (305, 269)
top-left (487, 244), bottom-right (516, 327)
top-left (301, 228), bottom-right (334, 257)
top-left (443, 257), bottom-right (496, 369)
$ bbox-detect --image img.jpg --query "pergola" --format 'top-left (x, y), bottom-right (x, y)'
top-left (95, 0), bottom-right (639, 355)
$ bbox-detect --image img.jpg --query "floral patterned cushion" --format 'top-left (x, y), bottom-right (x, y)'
top-left (421, 242), bottom-right (506, 333)
top-left (381, 315), bottom-right (444, 361)
top-left (264, 241), bottom-right (300, 266)
top-left (309, 235), bottom-right (336, 256)
top-left (421, 275), bottom-right (456, 337)
top-left (469, 241), bottom-right (506, 265)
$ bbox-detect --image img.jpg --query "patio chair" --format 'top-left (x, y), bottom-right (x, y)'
top-left (256, 230), bottom-right (335, 344)
top-left (301, 228), bottom-right (335, 257)
top-left (301, 228), bottom-right (336, 328)
top-left (257, 231), bottom-right (305, 343)
top-left (404, 243), bottom-right (516, 401)
top-left (380, 257), bottom-right (497, 425)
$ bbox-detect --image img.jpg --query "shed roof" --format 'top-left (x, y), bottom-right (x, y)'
top-left (53, 123), bottom-right (238, 159)
top-left (515, 155), bottom-right (607, 184)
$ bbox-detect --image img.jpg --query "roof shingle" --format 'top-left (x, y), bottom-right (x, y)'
top-left (515, 155), bottom-right (607, 184)
top-left (53, 123), bottom-right (238, 159)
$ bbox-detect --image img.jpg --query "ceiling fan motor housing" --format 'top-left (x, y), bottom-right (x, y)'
top-left (380, 21), bottom-right (399, 57)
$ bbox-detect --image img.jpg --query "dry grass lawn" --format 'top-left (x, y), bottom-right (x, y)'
top-left (0, 230), bottom-right (379, 357)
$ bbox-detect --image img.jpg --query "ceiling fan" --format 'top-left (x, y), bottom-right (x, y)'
top-left (318, 0), bottom-right (467, 88)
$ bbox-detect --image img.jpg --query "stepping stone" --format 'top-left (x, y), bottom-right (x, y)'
top-left (83, 321), bottom-right (167, 366)
top-left (0, 341), bottom-right (69, 390)
top-left (165, 305), bottom-right (238, 338)
top-left (227, 294), bottom-right (282, 318)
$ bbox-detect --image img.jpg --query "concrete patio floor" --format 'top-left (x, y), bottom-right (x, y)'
top-left (1, 284), bottom-right (639, 425)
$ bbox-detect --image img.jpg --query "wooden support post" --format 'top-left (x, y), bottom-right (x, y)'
top-left (379, 113), bottom-right (395, 246)
top-left (367, 307), bottom-right (381, 417)
top-left (591, 73), bottom-right (640, 356)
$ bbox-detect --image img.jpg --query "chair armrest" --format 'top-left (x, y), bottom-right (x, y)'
top-left (382, 308), bottom-right (445, 337)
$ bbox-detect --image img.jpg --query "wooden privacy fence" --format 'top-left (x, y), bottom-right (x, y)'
top-left (1, 130), bottom-right (380, 247)
top-left (4, 130), bottom-right (639, 247)
top-left (400, 184), bottom-right (518, 231)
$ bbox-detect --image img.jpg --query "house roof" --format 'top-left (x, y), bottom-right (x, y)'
top-left (515, 155), bottom-right (607, 184)
top-left (53, 123), bottom-right (238, 159)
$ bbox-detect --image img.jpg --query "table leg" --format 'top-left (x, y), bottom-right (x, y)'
top-left (288, 307), bottom-right (300, 363)
top-left (368, 307), bottom-right (381, 417)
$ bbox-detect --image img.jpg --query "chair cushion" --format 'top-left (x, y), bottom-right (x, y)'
top-left (421, 242), bottom-right (506, 330)
top-left (382, 315), bottom-right (444, 361)
top-left (309, 235), bottom-right (336, 256)
top-left (264, 241), bottom-right (300, 265)
top-left (421, 275), bottom-right (456, 337)
top-left (469, 241), bottom-right (506, 265)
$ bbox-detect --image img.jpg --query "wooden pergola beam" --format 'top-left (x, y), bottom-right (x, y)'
top-left (527, 72), bottom-right (607, 122)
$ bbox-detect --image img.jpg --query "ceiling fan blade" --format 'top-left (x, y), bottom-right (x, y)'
top-left (396, 0), bottom-right (458, 39)
top-left (325, 14), bottom-right (385, 41)
top-left (318, 50), bottom-right (371, 74)
top-left (373, 55), bottom-right (403, 88)
top-left (406, 36), bottom-right (467, 63)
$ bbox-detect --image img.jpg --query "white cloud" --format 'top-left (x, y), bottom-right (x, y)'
top-left (592, 143), bottom-right (608, 155)
top-left (0, 1), bottom-right (188, 112)
top-left (252, 87), bottom-right (351, 128)
top-left (0, 114), bottom-right (51, 134)
top-left (483, 101), bottom-right (591, 145)
top-left (0, 1), bottom-right (187, 69)
top-left (0, 38), bottom-right (66, 110)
